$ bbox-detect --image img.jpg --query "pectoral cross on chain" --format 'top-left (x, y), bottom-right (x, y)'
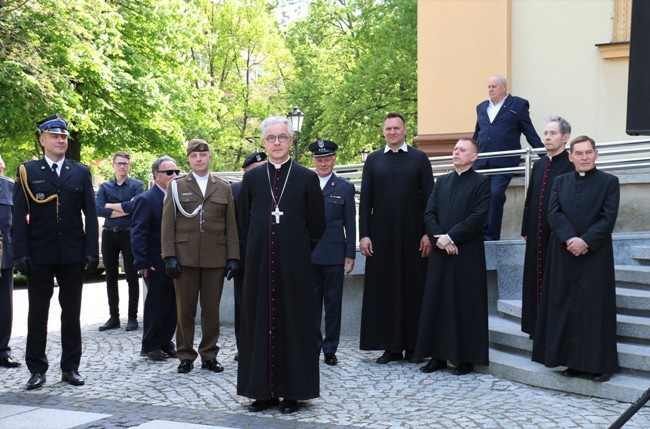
top-left (272, 205), bottom-right (284, 224)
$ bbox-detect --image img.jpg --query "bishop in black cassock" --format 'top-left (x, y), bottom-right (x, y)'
top-left (415, 139), bottom-right (491, 375)
top-left (532, 136), bottom-right (619, 381)
top-left (236, 117), bottom-right (325, 414)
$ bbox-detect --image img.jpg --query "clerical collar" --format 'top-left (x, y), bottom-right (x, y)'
top-left (454, 166), bottom-right (472, 175)
top-left (45, 155), bottom-right (64, 172)
top-left (547, 150), bottom-right (565, 161)
top-left (318, 173), bottom-right (332, 189)
top-left (269, 157), bottom-right (291, 169)
top-left (384, 142), bottom-right (408, 153)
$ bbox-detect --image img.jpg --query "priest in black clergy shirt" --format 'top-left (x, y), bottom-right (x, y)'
top-left (236, 116), bottom-right (325, 415)
top-left (415, 138), bottom-right (491, 376)
top-left (520, 116), bottom-right (574, 337)
top-left (359, 112), bottom-right (434, 364)
top-left (532, 135), bottom-right (620, 382)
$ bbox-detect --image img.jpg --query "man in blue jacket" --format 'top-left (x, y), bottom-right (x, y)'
top-left (473, 75), bottom-right (543, 240)
top-left (131, 156), bottom-right (179, 361)
top-left (309, 140), bottom-right (356, 366)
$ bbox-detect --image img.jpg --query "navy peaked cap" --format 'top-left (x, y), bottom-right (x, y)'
top-left (308, 139), bottom-right (338, 157)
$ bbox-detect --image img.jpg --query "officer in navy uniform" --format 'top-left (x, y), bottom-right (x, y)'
top-left (13, 114), bottom-right (99, 390)
top-left (309, 140), bottom-right (356, 366)
top-left (0, 159), bottom-right (20, 368)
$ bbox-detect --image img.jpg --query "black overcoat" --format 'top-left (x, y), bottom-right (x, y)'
top-left (358, 146), bottom-right (434, 352)
top-left (415, 169), bottom-right (491, 364)
top-left (532, 169), bottom-right (619, 374)
top-left (236, 160), bottom-right (325, 400)
top-left (520, 151), bottom-right (573, 335)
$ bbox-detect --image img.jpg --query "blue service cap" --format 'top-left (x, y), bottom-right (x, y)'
top-left (241, 151), bottom-right (267, 169)
top-left (308, 139), bottom-right (338, 157)
top-left (35, 113), bottom-right (69, 135)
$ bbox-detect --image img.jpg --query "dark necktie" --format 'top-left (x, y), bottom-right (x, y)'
top-left (52, 163), bottom-right (58, 176)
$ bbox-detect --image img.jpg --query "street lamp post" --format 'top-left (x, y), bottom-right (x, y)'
top-left (287, 106), bottom-right (305, 163)
top-left (361, 149), bottom-right (370, 162)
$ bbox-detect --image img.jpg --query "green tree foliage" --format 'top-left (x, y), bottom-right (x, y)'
top-left (0, 0), bottom-right (416, 175)
top-left (283, 0), bottom-right (417, 164)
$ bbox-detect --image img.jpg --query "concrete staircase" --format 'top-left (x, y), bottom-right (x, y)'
top-left (485, 245), bottom-right (650, 403)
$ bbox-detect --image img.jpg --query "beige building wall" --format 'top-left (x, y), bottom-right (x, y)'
top-left (417, 0), bottom-right (634, 151)
top-left (417, 0), bottom-right (511, 136)
top-left (511, 0), bottom-right (630, 143)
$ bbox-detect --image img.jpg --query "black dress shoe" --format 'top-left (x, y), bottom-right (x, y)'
top-left (562, 368), bottom-right (585, 378)
top-left (280, 399), bottom-right (299, 414)
top-left (161, 346), bottom-right (177, 359)
top-left (420, 358), bottom-right (447, 373)
top-left (453, 363), bottom-right (474, 375)
top-left (125, 317), bottom-right (138, 331)
top-left (324, 353), bottom-right (338, 366)
top-left (593, 372), bottom-right (612, 382)
top-left (178, 359), bottom-right (194, 373)
top-left (61, 370), bottom-right (85, 386)
top-left (145, 350), bottom-right (166, 361)
top-left (0, 356), bottom-right (21, 368)
top-left (202, 358), bottom-right (224, 373)
top-left (26, 372), bottom-right (46, 390)
top-left (405, 350), bottom-right (424, 364)
top-left (248, 398), bottom-right (279, 412)
top-left (98, 317), bottom-right (120, 331)
top-left (376, 350), bottom-right (403, 364)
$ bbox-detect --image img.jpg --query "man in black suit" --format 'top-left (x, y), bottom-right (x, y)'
top-left (473, 75), bottom-right (543, 241)
top-left (13, 114), bottom-right (99, 389)
top-left (230, 151), bottom-right (267, 361)
top-left (131, 156), bottom-right (179, 361)
top-left (0, 161), bottom-right (20, 369)
top-left (309, 140), bottom-right (356, 366)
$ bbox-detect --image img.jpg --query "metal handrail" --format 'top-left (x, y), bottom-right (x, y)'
top-left (218, 138), bottom-right (650, 193)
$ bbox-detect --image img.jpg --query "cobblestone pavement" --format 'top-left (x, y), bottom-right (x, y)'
top-left (1, 279), bottom-right (649, 428)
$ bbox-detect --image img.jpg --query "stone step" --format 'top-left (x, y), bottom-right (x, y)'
top-left (498, 299), bottom-right (650, 342)
top-left (615, 265), bottom-right (650, 289)
top-left (485, 348), bottom-right (650, 403)
top-left (489, 315), bottom-right (650, 373)
top-left (630, 246), bottom-right (650, 262)
top-left (617, 286), bottom-right (650, 314)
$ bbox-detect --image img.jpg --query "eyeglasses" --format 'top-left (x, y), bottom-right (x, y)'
top-left (264, 134), bottom-right (290, 143)
top-left (157, 169), bottom-right (180, 176)
top-left (114, 162), bottom-right (130, 167)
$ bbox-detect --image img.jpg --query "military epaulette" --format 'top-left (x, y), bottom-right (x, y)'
top-left (338, 176), bottom-right (352, 183)
top-left (173, 173), bottom-right (188, 180)
top-left (211, 173), bottom-right (229, 185)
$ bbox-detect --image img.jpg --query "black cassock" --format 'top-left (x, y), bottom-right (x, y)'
top-left (414, 169), bottom-right (491, 364)
top-left (359, 147), bottom-right (433, 352)
top-left (532, 169), bottom-right (619, 374)
top-left (520, 151), bottom-right (573, 335)
top-left (236, 160), bottom-right (325, 400)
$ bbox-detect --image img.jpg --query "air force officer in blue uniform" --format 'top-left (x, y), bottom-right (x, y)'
top-left (13, 114), bottom-right (99, 389)
top-left (309, 140), bottom-right (356, 366)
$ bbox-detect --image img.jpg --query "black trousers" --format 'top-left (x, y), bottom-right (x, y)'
top-left (26, 263), bottom-right (84, 373)
top-left (313, 264), bottom-right (344, 354)
top-left (141, 269), bottom-right (177, 353)
top-left (102, 229), bottom-right (139, 319)
top-left (0, 267), bottom-right (14, 357)
top-left (233, 267), bottom-right (244, 351)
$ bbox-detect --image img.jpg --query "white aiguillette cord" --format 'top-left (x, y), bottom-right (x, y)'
top-left (267, 160), bottom-right (292, 223)
top-left (171, 179), bottom-right (202, 219)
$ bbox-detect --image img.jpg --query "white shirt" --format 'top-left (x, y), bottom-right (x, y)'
top-left (318, 173), bottom-right (332, 190)
top-left (487, 94), bottom-right (508, 123)
top-left (44, 155), bottom-right (63, 176)
top-left (192, 172), bottom-right (210, 196)
top-left (383, 142), bottom-right (408, 153)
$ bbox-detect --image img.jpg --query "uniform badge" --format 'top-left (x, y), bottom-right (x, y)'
top-left (318, 140), bottom-right (324, 148)
top-left (35, 193), bottom-right (45, 200)
top-left (255, 154), bottom-right (262, 161)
